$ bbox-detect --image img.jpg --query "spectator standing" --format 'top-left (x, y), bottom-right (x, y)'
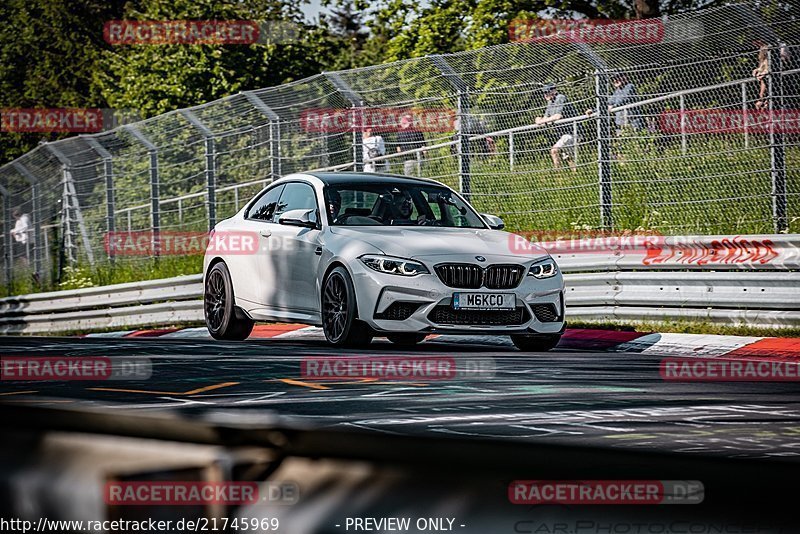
top-left (536, 83), bottom-right (577, 171)
top-left (396, 113), bottom-right (426, 176)
top-left (11, 207), bottom-right (31, 265)
top-left (362, 127), bottom-right (387, 172)
top-left (608, 72), bottom-right (642, 132)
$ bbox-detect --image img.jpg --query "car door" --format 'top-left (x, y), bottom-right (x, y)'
top-left (232, 183), bottom-right (285, 307)
top-left (269, 182), bottom-right (323, 313)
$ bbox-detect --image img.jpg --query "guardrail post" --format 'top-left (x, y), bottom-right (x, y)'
top-left (431, 55), bottom-right (471, 198)
top-left (45, 144), bottom-right (95, 266)
top-left (595, 70), bottom-right (613, 229)
top-left (324, 72), bottom-right (363, 172)
top-left (125, 126), bottom-right (160, 257)
top-left (0, 185), bottom-right (12, 292)
top-left (181, 110), bottom-right (217, 231)
top-left (243, 92), bottom-right (282, 179)
top-left (769, 46), bottom-right (788, 233)
top-left (11, 163), bottom-right (43, 280)
top-left (81, 137), bottom-right (115, 262)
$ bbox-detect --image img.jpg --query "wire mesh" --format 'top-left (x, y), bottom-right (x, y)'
top-left (0, 1), bottom-right (797, 295)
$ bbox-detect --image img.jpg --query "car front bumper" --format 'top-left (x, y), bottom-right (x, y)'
top-left (350, 256), bottom-right (565, 335)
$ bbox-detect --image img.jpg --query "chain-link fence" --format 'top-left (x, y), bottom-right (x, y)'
top-left (0, 2), bottom-right (798, 296)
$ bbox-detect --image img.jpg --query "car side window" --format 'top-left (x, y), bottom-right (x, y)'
top-left (274, 182), bottom-right (317, 221)
top-left (247, 184), bottom-right (285, 222)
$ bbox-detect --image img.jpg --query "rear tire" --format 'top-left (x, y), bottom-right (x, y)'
top-left (511, 333), bottom-right (561, 352)
top-left (322, 266), bottom-right (374, 347)
top-left (386, 333), bottom-right (426, 346)
top-left (205, 262), bottom-right (254, 341)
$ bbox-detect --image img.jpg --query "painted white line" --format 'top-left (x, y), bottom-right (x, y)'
top-left (616, 333), bottom-right (763, 357)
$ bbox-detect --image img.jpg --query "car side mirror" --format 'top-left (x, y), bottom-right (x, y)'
top-left (481, 213), bottom-right (505, 230)
top-left (278, 208), bottom-right (318, 229)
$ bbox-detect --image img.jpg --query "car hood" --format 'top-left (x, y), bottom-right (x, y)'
top-left (328, 226), bottom-right (548, 261)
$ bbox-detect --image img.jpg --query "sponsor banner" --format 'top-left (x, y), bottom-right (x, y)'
top-left (642, 235), bottom-right (785, 267)
top-left (300, 108), bottom-right (455, 133)
top-left (104, 230), bottom-right (261, 256)
top-left (0, 108), bottom-right (140, 133)
top-left (1, 356), bottom-right (152, 381)
top-left (659, 109), bottom-right (800, 134)
top-left (300, 356), bottom-right (496, 380)
top-left (510, 19), bottom-right (664, 44)
top-left (661, 358), bottom-right (800, 382)
top-left (523, 233), bottom-right (797, 268)
top-left (509, 230), bottom-right (664, 255)
top-left (103, 20), bottom-right (301, 46)
top-left (508, 480), bottom-right (704, 505)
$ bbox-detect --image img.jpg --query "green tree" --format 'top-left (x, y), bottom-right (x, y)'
top-left (93, 0), bottom-right (338, 117)
top-left (0, 0), bottom-right (127, 163)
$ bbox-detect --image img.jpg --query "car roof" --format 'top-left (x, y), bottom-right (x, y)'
top-left (304, 172), bottom-right (446, 187)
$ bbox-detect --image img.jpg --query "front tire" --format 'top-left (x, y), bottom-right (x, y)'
top-left (511, 333), bottom-right (561, 352)
top-left (321, 266), bottom-right (374, 347)
top-left (205, 262), bottom-right (254, 341)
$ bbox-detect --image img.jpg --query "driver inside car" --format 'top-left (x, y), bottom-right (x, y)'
top-left (327, 189), bottom-right (343, 223)
top-left (390, 192), bottom-right (416, 225)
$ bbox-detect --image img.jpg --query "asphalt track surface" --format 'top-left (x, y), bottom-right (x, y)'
top-left (2, 334), bottom-right (800, 462)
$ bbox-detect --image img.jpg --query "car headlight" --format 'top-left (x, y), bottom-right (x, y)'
top-left (360, 255), bottom-right (429, 276)
top-left (528, 258), bottom-right (558, 278)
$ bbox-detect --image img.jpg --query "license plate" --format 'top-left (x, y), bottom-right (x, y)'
top-left (453, 292), bottom-right (515, 310)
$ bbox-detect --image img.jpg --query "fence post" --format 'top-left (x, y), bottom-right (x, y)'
top-left (243, 91), bottom-right (282, 179)
top-left (81, 137), bottom-right (115, 262)
top-left (679, 94), bottom-right (687, 155)
top-left (323, 72), bottom-right (363, 172)
top-left (430, 55), bottom-right (471, 198)
top-left (0, 185), bottom-right (11, 292)
top-left (125, 126), bottom-right (160, 257)
top-left (181, 110), bottom-right (217, 231)
top-left (595, 70), bottom-right (613, 229)
top-left (742, 81), bottom-right (749, 149)
top-left (769, 46), bottom-right (787, 233)
top-left (11, 163), bottom-right (43, 278)
top-left (509, 132), bottom-right (515, 171)
top-left (45, 144), bottom-right (94, 266)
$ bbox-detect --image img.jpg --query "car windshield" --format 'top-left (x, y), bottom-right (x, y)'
top-left (324, 182), bottom-right (486, 228)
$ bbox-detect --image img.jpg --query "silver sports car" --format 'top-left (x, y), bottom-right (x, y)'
top-left (203, 172), bottom-right (565, 350)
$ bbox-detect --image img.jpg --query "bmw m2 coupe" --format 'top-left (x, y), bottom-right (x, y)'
top-left (203, 172), bottom-right (565, 350)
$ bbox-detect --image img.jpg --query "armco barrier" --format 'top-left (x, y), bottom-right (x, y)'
top-left (0, 275), bottom-right (203, 334)
top-left (0, 235), bottom-right (798, 334)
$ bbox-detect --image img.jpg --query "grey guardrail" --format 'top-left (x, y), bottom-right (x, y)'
top-left (1, 234), bottom-right (798, 334)
top-left (0, 274), bottom-right (203, 334)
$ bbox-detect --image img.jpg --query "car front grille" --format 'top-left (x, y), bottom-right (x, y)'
top-left (434, 263), bottom-right (525, 289)
top-left (531, 303), bottom-right (560, 322)
top-left (428, 305), bottom-right (530, 326)
top-left (374, 302), bottom-right (423, 321)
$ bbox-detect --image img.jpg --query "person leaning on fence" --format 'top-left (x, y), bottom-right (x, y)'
top-left (536, 83), bottom-right (578, 171)
top-left (396, 113), bottom-right (426, 176)
top-left (362, 127), bottom-right (387, 173)
top-left (609, 72), bottom-right (642, 133)
top-left (451, 115), bottom-right (497, 158)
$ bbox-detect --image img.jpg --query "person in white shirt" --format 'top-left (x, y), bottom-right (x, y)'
top-left (362, 127), bottom-right (386, 172)
top-left (11, 208), bottom-right (31, 264)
